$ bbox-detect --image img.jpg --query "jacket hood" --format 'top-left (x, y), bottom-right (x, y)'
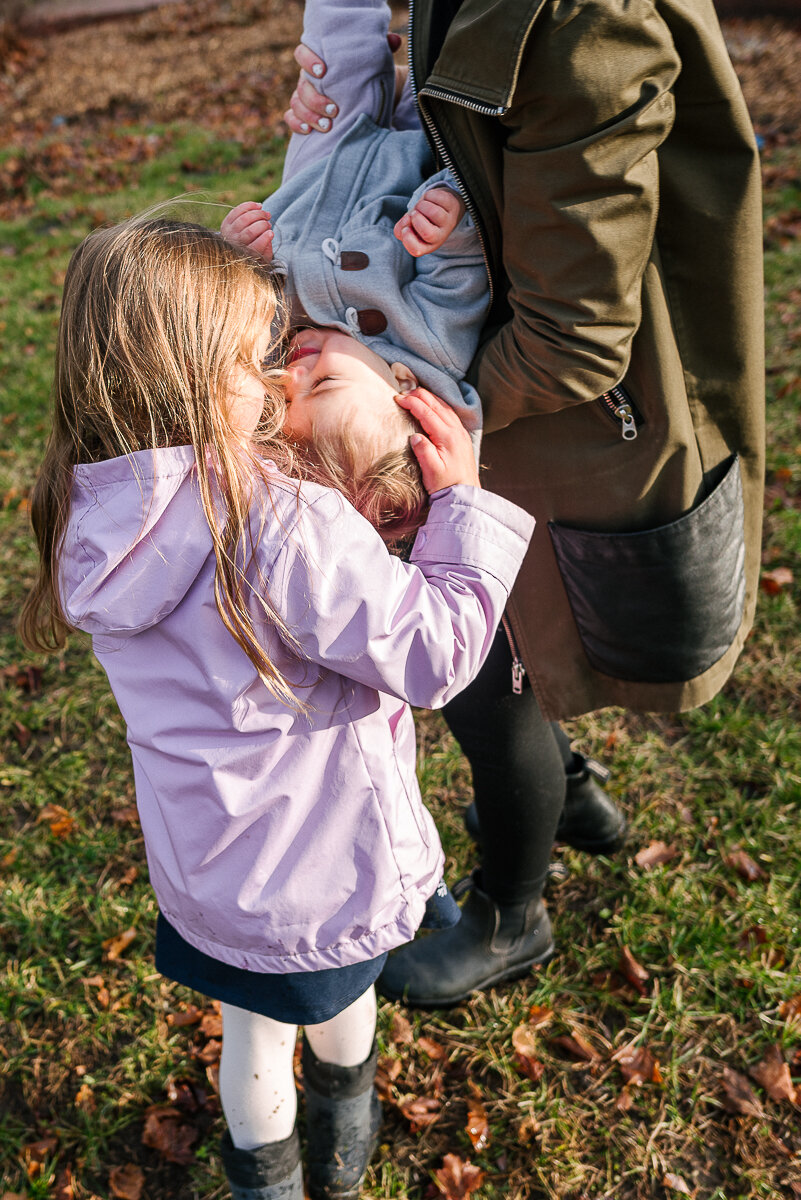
top-left (59, 446), bottom-right (214, 638)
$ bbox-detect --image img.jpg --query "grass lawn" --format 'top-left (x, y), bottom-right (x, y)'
top-left (1, 13), bottom-right (800, 1200)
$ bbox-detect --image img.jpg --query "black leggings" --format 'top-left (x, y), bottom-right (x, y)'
top-left (443, 626), bottom-right (572, 905)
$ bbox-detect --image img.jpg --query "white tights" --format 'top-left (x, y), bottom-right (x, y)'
top-left (219, 986), bottom-right (377, 1150)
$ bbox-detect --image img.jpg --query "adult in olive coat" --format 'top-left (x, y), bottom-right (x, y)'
top-left (287, 0), bottom-right (766, 1006)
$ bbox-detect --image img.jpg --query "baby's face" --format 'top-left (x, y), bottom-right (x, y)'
top-left (283, 327), bottom-right (407, 442)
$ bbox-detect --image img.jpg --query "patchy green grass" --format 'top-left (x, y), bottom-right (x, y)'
top-left (1, 76), bottom-right (800, 1200)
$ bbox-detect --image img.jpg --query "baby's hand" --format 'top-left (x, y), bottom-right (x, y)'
top-left (393, 187), bottom-right (465, 258)
top-left (221, 202), bottom-right (274, 262)
top-left (395, 387), bottom-right (480, 493)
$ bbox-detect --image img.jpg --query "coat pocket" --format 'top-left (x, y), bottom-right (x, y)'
top-left (548, 456), bottom-right (746, 683)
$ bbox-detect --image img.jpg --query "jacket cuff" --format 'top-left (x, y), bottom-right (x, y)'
top-left (411, 486), bottom-right (535, 591)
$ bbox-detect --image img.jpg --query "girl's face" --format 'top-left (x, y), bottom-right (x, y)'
top-left (283, 327), bottom-right (415, 441)
top-left (228, 359), bottom-right (269, 442)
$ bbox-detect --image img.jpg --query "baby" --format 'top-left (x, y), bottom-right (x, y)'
top-left (221, 0), bottom-right (488, 541)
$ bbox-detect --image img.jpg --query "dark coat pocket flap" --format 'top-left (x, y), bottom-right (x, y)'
top-left (548, 456), bottom-right (746, 683)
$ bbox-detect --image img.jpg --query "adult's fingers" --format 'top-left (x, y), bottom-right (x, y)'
top-left (294, 41), bottom-right (327, 79)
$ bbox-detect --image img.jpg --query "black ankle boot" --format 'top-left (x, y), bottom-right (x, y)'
top-left (463, 754), bottom-right (626, 855)
top-left (302, 1038), bottom-right (382, 1200)
top-left (220, 1126), bottom-right (304, 1200)
top-left (378, 871), bottom-right (553, 1008)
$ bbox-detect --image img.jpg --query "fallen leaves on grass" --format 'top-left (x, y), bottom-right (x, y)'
top-left (760, 565), bottom-right (794, 593)
top-left (465, 1097), bottom-right (489, 1152)
top-left (779, 994), bottom-right (801, 1026)
top-left (141, 1105), bottom-right (197, 1165)
top-left (662, 1173), bottom-right (693, 1195)
top-left (749, 1045), bottom-right (798, 1104)
top-left (37, 803), bottom-right (75, 839)
top-left (720, 1065), bottom-right (765, 1118)
top-left (102, 928), bottom-right (137, 961)
top-left (634, 840), bottom-right (677, 870)
top-left (22, 1136), bottom-right (58, 1177)
top-left (434, 1154), bottom-right (484, 1200)
top-left (612, 1042), bottom-right (663, 1086)
top-left (398, 1095), bottom-right (441, 1131)
top-left (619, 946), bottom-right (650, 995)
top-left (108, 1164), bottom-right (144, 1200)
top-left (549, 1032), bottom-right (601, 1063)
top-left (527, 1003), bottom-right (553, 1028)
top-left (724, 846), bottom-right (766, 883)
top-left (512, 1024), bottom-right (545, 1082)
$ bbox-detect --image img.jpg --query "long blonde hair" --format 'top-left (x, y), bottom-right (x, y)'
top-left (19, 211), bottom-right (306, 708)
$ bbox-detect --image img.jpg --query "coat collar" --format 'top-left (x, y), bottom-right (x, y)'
top-left (412, 0), bottom-right (546, 112)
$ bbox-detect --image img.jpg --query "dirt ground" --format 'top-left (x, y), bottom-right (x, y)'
top-left (0, 2), bottom-right (800, 157)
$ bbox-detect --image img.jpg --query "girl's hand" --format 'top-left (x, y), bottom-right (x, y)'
top-left (395, 387), bottom-right (480, 493)
top-left (221, 202), bottom-right (274, 262)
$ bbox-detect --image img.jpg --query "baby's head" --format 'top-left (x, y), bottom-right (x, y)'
top-left (284, 327), bottom-right (427, 546)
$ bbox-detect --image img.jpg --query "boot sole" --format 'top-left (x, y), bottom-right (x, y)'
top-left (557, 823), bottom-right (627, 855)
top-left (379, 943), bottom-right (555, 1009)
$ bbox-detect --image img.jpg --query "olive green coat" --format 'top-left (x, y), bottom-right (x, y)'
top-left (410, 0), bottom-right (765, 718)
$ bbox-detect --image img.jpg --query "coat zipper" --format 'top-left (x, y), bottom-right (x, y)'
top-left (501, 613), bottom-right (526, 694)
top-left (597, 384), bottom-right (642, 441)
top-left (408, 0), bottom-right (497, 302)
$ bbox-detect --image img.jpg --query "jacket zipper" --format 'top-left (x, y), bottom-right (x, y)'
top-left (408, 0), bottom-right (496, 302)
top-left (501, 613), bottom-right (526, 694)
top-left (597, 384), bottom-right (642, 441)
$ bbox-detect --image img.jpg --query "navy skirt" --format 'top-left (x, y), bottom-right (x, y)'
top-left (156, 881), bottom-right (460, 1025)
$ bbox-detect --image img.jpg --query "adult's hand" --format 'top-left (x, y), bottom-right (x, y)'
top-left (284, 33), bottom-right (403, 135)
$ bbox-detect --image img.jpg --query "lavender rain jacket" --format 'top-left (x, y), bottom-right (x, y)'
top-left (59, 447), bottom-right (534, 974)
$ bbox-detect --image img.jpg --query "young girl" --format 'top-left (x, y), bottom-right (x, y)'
top-left (20, 214), bottom-right (535, 1200)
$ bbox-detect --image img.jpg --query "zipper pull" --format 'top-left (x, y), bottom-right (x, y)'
top-left (511, 657), bottom-right (526, 694)
top-left (618, 403), bottom-right (638, 441)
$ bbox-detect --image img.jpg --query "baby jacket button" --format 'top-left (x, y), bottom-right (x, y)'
top-left (340, 251), bottom-right (370, 271)
top-left (356, 308), bottom-right (388, 336)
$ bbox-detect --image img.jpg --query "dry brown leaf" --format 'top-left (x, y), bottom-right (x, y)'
top-left (199, 1011), bottom-right (223, 1039)
top-left (615, 1088), bottom-right (635, 1111)
top-left (141, 1105), bottom-right (197, 1165)
top-left (417, 1035), bottom-right (447, 1060)
top-left (760, 565), bottom-right (794, 593)
top-left (720, 1065), bottom-right (765, 1118)
top-left (195, 1038), bottom-right (221, 1066)
top-left (466, 1098), bottom-right (489, 1152)
top-left (662, 1173), bottom-right (692, 1195)
top-left (725, 846), bottom-right (766, 883)
top-left (108, 1164), bottom-right (144, 1200)
top-left (749, 1044), bottom-right (798, 1103)
top-left (1, 846), bottom-right (19, 868)
top-left (167, 1005), bottom-right (203, 1028)
top-left (634, 840), bottom-right (677, 870)
top-left (75, 1082), bottom-right (96, 1112)
top-left (550, 1032), bottom-right (600, 1062)
top-left (612, 1043), bottom-right (661, 1086)
top-left (391, 1012), bottom-right (414, 1044)
top-left (398, 1095), bottom-right (441, 1131)
top-left (102, 928), bottom-right (137, 961)
top-left (22, 1136), bottom-right (58, 1176)
top-left (619, 946), bottom-right (649, 995)
top-left (53, 1168), bottom-right (74, 1200)
top-left (118, 867), bottom-right (138, 887)
top-left (527, 1003), bottom-right (553, 1028)
top-left (512, 1024), bottom-right (545, 1082)
top-left (779, 994), bottom-right (801, 1026)
top-left (434, 1153), bottom-right (485, 1200)
top-left (38, 803), bottom-right (75, 839)
top-left (375, 1055), bottom-right (402, 1099)
top-left (110, 805), bottom-right (139, 825)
